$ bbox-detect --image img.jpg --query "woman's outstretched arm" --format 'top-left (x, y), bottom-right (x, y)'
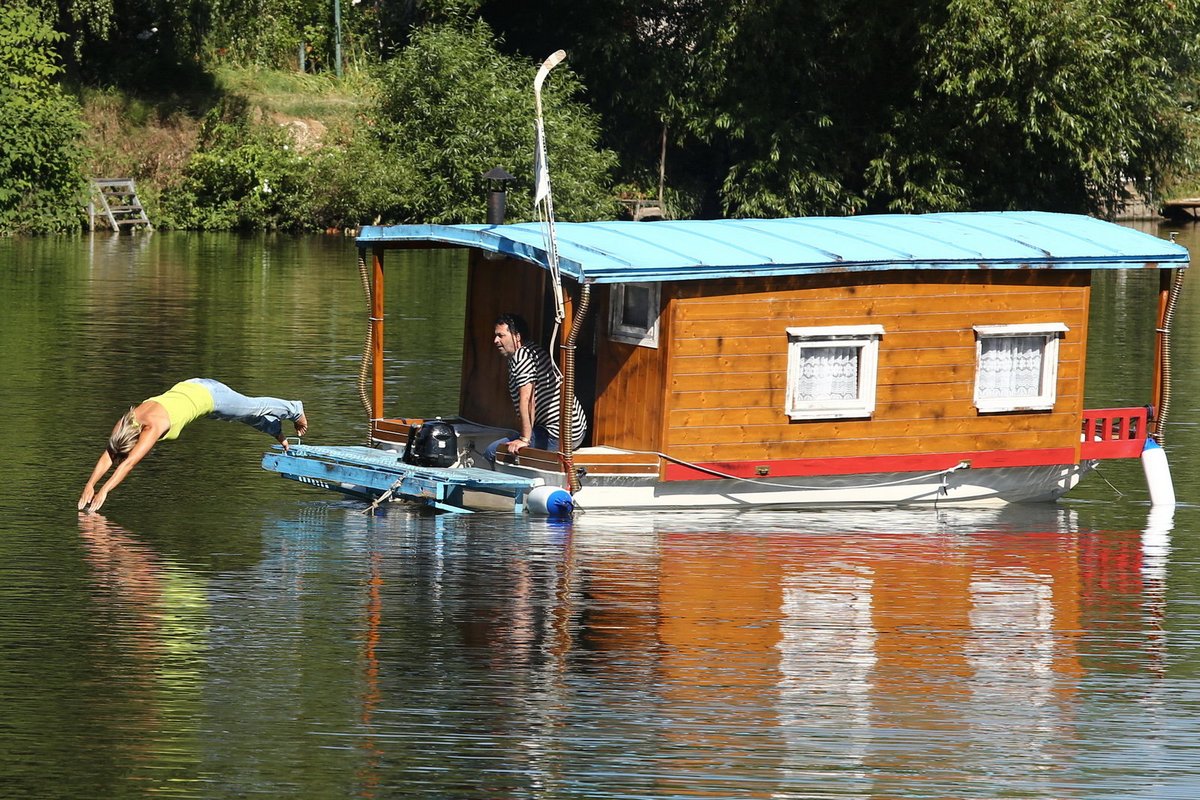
top-left (78, 451), bottom-right (115, 510)
top-left (81, 425), bottom-right (161, 512)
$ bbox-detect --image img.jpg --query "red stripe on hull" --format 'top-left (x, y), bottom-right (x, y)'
top-left (663, 448), bottom-right (1080, 482)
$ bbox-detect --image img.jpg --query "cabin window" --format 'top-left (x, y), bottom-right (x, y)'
top-left (609, 282), bottom-right (660, 348)
top-left (785, 325), bottom-right (884, 420)
top-left (973, 323), bottom-right (1068, 412)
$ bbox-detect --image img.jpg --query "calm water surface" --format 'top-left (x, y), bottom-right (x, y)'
top-left (2, 226), bottom-right (1200, 799)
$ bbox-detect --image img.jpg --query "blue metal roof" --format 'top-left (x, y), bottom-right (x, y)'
top-left (356, 212), bottom-right (1189, 284)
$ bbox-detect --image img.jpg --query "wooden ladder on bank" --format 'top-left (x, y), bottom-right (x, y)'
top-left (89, 178), bottom-right (152, 231)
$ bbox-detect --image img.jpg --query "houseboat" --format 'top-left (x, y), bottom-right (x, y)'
top-left (263, 211), bottom-right (1187, 514)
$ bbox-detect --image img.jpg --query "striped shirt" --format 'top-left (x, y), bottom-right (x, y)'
top-left (507, 344), bottom-right (587, 448)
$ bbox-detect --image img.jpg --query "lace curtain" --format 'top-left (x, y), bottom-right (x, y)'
top-left (795, 346), bottom-right (859, 400)
top-left (977, 336), bottom-right (1043, 398)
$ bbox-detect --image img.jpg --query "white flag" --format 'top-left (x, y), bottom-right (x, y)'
top-left (533, 119), bottom-right (551, 207)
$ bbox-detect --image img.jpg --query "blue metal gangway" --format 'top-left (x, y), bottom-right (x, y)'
top-left (262, 444), bottom-right (543, 513)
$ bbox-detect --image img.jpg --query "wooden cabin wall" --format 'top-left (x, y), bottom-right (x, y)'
top-left (459, 252), bottom-right (547, 427)
top-left (663, 270), bottom-right (1092, 463)
top-left (591, 284), bottom-right (672, 453)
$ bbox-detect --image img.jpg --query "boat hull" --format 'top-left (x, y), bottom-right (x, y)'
top-left (265, 442), bottom-right (1097, 512)
top-left (558, 463), bottom-right (1095, 510)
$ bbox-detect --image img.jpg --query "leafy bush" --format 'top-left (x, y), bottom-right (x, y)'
top-left (367, 21), bottom-right (617, 223)
top-left (306, 128), bottom-right (417, 230)
top-left (0, 2), bottom-right (86, 234)
top-left (162, 98), bottom-right (315, 230)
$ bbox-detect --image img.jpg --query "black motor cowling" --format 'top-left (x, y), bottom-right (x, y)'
top-left (402, 419), bottom-right (458, 467)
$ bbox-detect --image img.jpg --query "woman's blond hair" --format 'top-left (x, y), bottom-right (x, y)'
top-left (106, 408), bottom-right (141, 460)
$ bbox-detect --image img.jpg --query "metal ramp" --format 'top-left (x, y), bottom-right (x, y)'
top-left (262, 444), bottom-right (544, 513)
top-left (89, 178), bottom-right (152, 231)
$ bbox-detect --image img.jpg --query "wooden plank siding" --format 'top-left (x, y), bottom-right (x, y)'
top-left (662, 270), bottom-right (1091, 463)
top-left (372, 417), bottom-right (423, 447)
top-left (590, 284), bottom-right (672, 453)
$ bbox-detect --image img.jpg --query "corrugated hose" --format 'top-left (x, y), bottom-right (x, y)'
top-left (1153, 267), bottom-right (1186, 445)
top-left (562, 285), bottom-right (590, 493)
top-left (356, 249), bottom-right (374, 446)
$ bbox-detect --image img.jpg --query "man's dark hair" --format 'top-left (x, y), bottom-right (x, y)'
top-left (495, 312), bottom-right (529, 340)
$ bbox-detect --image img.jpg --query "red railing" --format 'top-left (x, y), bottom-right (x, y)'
top-left (1080, 407), bottom-right (1149, 460)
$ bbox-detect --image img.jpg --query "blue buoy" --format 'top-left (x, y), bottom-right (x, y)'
top-left (1141, 438), bottom-right (1176, 507)
top-left (526, 485), bottom-right (574, 517)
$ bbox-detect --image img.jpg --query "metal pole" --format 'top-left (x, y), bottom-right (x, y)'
top-left (333, 0), bottom-right (343, 77)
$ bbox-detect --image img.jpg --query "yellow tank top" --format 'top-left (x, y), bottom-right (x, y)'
top-left (146, 380), bottom-right (215, 440)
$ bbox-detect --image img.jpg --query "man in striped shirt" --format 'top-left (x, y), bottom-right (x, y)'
top-left (485, 313), bottom-right (587, 466)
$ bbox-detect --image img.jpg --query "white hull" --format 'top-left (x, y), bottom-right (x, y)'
top-left (497, 463), bottom-right (1095, 511)
top-left (267, 444), bottom-right (1102, 514)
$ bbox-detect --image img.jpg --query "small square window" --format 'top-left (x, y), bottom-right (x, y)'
top-left (973, 323), bottom-right (1068, 412)
top-left (785, 325), bottom-right (884, 420)
top-left (609, 282), bottom-right (660, 347)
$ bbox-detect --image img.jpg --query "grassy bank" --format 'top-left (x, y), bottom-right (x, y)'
top-left (79, 66), bottom-right (371, 230)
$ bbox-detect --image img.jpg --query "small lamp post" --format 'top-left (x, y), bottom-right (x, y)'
top-left (483, 167), bottom-right (516, 225)
top-left (333, 0), bottom-right (343, 78)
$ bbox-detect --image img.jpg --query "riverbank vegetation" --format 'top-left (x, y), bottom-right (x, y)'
top-left (5, 0), bottom-right (1200, 234)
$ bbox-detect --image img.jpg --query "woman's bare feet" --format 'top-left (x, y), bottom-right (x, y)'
top-left (295, 413), bottom-right (309, 437)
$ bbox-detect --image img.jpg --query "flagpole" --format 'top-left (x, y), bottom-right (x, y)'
top-left (533, 50), bottom-right (567, 330)
top-left (533, 50), bottom-right (581, 483)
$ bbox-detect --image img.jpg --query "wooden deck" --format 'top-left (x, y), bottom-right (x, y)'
top-left (1161, 198), bottom-right (1200, 220)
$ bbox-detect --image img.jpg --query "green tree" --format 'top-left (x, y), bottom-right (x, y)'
top-left (30, 0), bottom-right (210, 89)
top-left (481, 0), bottom-right (1200, 217)
top-left (203, 0), bottom-right (484, 71)
top-left (0, 1), bottom-right (86, 234)
top-left (206, 0), bottom-right (322, 69)
top-left (876, 0), bottom-right (1200, 214)
top-left (476, 0), bottom-right (723, 216)
top-left (365, 21), bottom-right (616, 223)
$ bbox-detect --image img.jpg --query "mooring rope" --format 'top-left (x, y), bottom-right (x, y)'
top-left (363, 478), bottom-right (404, 515)
top-left (638, 450), bottom-right (972, 491)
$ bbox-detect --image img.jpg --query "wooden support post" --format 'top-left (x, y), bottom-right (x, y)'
top-left (1151, 268), bottom-right (1173, 422)
top-left (371, 248), bottom-right (385, 422)
top-left (1152, 269), bottom-right (1170, 416)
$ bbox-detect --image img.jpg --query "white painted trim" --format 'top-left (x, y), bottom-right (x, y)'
top-left (973, 322), bottom-right (1069, 336)
top-left (973, 323), bottom-right (1065, 413)
top-left (786, 324), bottom-right (886, 338)
top-left (785, 326), bottom-right (883, 420)
top-left (609, 282), bottom-right (660, 348)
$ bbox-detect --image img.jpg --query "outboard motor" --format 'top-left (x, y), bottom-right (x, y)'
top-left (402, 419), bottom-right (458, 467)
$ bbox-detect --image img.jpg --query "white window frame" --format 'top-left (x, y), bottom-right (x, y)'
top-left (785, 325), bottom-right (884, 421)
top-left (972, 323), bottom-right (1068, 413)
top-left (609, 282), bottom-right (660, 348)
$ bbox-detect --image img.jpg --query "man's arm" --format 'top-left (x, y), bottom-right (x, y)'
top-left (507, 383), bottom-right (535, 454)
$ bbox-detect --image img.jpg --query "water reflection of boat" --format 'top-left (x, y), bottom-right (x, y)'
top-left (564, 506), bottom-right (1171, 789)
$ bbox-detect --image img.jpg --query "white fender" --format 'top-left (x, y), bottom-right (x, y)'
top-left (1141, 438), bottom-right (1176, 507)
top-left (527, 485), bottom-right (574, 517)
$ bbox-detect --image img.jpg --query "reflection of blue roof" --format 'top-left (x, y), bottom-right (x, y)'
top-left (356, 212), bottom-right (1189, 284)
